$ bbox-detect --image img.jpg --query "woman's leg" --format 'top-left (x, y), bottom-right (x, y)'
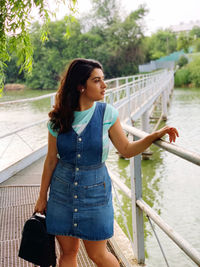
top-left (56, 235), bottom-right (80, 267)
top-left (83, 239), bottom-right (120, 267)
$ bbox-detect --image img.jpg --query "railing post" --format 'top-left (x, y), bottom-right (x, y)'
top-left (130, 140), bottom-right (145, 264)
top-left (51, 95), bottom-right (55, 108)
top-left (141, 110), bottom-right (150, 133)
top-left (126, 79), bottom-right (131, 120)
top-left (116, 79), bottom-right (120, 102)
top-left (162, 90), bottom-right (167, 121)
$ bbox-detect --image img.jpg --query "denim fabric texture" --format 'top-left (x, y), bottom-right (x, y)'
top-left (46, 102), bottom-right (114, 240)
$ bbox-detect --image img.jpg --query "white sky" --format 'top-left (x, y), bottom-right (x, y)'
top-left (51, 0), bottom-right (200, 35)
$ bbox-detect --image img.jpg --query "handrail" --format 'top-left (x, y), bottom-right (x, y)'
top-left (0, 70), bottom-right (166, 106)
top-left (0, 92), bottom-right (56, 105)
top-left (0, 119), bottom-right (48, 139)
top-left (110, 167), bottom-right (200, 265)
top-left (122, 124), bottom-right (200, 166)
top-left (118, 124), bottom-right (200, 265)
top-left (136, 198), bottom-right (200, 265)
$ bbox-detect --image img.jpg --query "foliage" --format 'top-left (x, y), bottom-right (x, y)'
top-left (91, 0), bottom-right (120, 27)
top-left (177, 32), bottom-right (193, 53)
top-left (0, 0), bottom-right (77, 95)
top-left (5, 1), bottom-right (148, 89)
top-left (187, 56), bottom-right (200, 87)
top-left (194, 38), bottom-right (200, 52)
top-left (145, 29), bottom-right (177, 60)
top-left (189, 26), bottom-right (200, 39)
top-left (175, 55), bottom-right (200, 88)
top-left (174, 68), bottom-right (190, 87)
top-left (177, 55), bottom-right (188, 68)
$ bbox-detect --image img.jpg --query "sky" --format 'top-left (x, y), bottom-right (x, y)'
top-left (50, 0), bottom-right (200, 35)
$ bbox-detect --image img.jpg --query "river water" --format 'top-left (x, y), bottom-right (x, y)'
top-left (0, 88), bottom-right (200, 266)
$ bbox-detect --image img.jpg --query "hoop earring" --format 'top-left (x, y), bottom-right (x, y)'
top-left (81, 89), bottom-right (85, 93)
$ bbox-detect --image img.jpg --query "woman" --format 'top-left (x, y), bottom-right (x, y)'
top-left (34, 58), bottom-right (179, 267)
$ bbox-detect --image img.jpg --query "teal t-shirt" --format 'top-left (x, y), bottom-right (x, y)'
top-left (48, 102), bottom-right (118, 162)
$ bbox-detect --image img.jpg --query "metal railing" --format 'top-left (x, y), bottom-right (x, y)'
top-left (0, 70), bottom-right (170, 167)
top-left (109, 124), bottom-right (200, 265)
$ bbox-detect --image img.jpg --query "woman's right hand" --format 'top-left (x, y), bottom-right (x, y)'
top-left (34, 196), bottom-right (47, 214)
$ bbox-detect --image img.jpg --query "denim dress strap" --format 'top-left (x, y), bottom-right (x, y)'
top-left (57, 102), bottom-right (106, 166)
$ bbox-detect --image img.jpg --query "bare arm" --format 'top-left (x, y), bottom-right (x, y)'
top-left (109, 118), bottom-right (179, 158)
top-left (34, 132), bottom-right (58, 213)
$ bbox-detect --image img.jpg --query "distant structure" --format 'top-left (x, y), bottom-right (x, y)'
top-left (170, 20), bottom-right (200, 34)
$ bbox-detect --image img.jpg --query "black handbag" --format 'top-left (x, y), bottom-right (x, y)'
top-left (18, 213), bottom-right (56, 267)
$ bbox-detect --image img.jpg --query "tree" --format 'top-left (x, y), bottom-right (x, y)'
top-left (89, 4), bottom-right (148, 77)
top-left (0, 0), bottom-right (77, 94)
top-left (146, 29), bottom-right (177, 60)
top-left (177, 32), bottom-right (193, 53)
top-left (4, 1), bottom-right (149, 88)
top-left (91, 0), bottom-right (120, 27)
top-left (187, 56), bottom-right (200, 87)
top-left (190, 26), bottom-right (200, 39)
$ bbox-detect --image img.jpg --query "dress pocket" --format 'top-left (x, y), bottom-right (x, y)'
top-left (50, 176), bottom-right (72, 205)
top-left (83, 181), bottom-right (107, 207)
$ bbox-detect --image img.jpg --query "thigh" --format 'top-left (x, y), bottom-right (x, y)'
top-left (56, 235), bottom-right (80, 255)
top-left (83, 239), bottom-right (108, 257)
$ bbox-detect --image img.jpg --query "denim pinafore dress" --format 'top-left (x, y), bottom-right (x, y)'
top-left (46, 102), bottom-right (114, 241)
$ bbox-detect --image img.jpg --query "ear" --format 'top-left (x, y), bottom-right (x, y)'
top-left (78, 85), bottom-right (82, 92)
top-left (78, 85), bottom-right (85, 93)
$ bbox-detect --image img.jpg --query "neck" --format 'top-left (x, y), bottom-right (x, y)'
top-left (77, 96), bottom-right (94, 111)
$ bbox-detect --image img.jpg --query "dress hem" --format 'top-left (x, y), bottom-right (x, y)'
top-left (47, 232), bottom-right (114, 241)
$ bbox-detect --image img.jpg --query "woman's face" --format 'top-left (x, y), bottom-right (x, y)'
top-left (83, 68), bottom-right (107, 101)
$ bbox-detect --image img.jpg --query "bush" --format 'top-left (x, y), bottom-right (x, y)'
top-left (177, 55), bottom-right (188, 68)
top-left (174, 68), bottom-right (191, 87)
top-left (194, 39), bottom-right (200, 52)
top-left (187, 56), bottom-right (200, 87)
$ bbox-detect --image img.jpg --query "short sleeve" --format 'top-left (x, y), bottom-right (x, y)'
top-left (103, 104), bottom-right (119, 129)
top-left (47, 121), bottom-right (58, 137)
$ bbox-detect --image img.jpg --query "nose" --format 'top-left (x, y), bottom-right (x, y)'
top-left (101, 80), bottom-right (107, 89)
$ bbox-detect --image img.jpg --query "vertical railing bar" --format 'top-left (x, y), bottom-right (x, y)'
top-left (147, 215), bottom-right (170, 267)
top-left (112, 182), bottom-right (134, 249)
top-left (130, 135), bottom-right (145, 264)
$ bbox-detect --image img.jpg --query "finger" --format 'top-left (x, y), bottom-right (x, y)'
top-left (170, 127), bottom-right (179, 137)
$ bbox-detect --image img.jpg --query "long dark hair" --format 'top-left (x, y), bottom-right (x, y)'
top-left (48, 58), bottom-right (103, 133)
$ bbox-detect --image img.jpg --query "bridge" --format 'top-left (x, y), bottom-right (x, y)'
top-left (0, 69), bottom-right (200, 266)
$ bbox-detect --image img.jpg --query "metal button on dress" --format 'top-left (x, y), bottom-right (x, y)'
top-left (74, 208), bottom-right (78, 212)
top-left (77, 154), bottom-right (81, 158)
top-left (74, 182), bottom-right (78, 186)
top-left (74, 223), bottom-right (77, 227)
top-left (74, 195), bottom-right (78, 199)
top-left (76, 167), bottom-right (79, 171)
top-left (78, 137), bottom-right (82, 142)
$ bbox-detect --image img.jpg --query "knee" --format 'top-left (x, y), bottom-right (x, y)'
top-left (61, 245), bottom-right (79, 257)
top-left (87, 250), bottom-right (108, 264)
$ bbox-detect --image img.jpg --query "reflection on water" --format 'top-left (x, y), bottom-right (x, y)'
top-left (1, 88), bottom-right (200, 266)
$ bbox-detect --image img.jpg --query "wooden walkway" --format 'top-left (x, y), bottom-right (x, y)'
top-left (0, 157), bottom-right (138, 267)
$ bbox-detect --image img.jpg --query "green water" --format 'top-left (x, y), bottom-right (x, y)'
top-left (107, 88), bottom-right (200, 266)
top-left (1, 87), bottom-right (200, 266)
